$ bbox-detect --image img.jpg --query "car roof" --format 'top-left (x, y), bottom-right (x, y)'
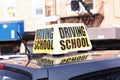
top-left (0, 54), bottom-right (41, 69)
top-left (0, 50), bottom-right (120, 68)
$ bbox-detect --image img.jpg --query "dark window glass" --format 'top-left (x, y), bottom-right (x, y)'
top-left (70, 68), bottom-right (120, 80)
top-left (0, 68), bottom-right (32, 80)
top-left (71, 1), bottom-right (80, 11)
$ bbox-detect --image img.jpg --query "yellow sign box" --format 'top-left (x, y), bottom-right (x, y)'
top-left (33, 23), bottom-right (92, 55)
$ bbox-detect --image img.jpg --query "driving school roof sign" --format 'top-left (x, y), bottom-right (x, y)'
top-left (33, 23), bottom-right (92, 55)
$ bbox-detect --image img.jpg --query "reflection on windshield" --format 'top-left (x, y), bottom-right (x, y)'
top-left (0, 76), bottom-right (15, 80)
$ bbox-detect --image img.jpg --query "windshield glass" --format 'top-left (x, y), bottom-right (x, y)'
top-left (0, 69), bottom-right (32, 80)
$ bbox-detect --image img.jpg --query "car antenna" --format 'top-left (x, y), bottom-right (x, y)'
top-left (17, 32), bottom-right (46, 67)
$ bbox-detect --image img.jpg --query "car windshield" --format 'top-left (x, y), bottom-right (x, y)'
top-left (0, 66), bottom-right (32, 80)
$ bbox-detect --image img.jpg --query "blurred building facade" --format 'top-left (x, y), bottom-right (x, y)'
top-left (0, 0), bottom-right (120, 54)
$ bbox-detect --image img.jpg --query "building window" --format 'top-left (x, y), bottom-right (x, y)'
top-left (68, 0), bottom-right (95, 15)
top-left (4, 0), bottom-right (16, 20)
top-left (32, 0), bottom-right (45, 17)
top-left (71, 0), bottom-right (80, 11)
top-left (36, 7), bottom-right (43, 15)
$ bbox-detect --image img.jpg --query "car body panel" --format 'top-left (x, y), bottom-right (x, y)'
top-left (47, 58), bottom-right (120, 80)
top-left (0, 51), bottom-right (120, 80)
